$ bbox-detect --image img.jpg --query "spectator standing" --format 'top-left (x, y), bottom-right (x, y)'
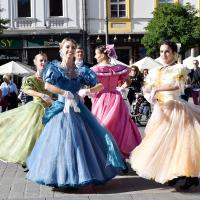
top-left (0, 74), bottom-right (18, 112)
top-left (191, 59), bottom-right (200, 105)
top-left (123, 65), bottom-right (143, 105)
top-left (75, 45), bottom-right (93, 110)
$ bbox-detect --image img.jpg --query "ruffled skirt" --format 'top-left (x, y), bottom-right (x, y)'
top-left (0, 102), bottom-right (45, 165)
top-left (26, 101), bottom-right (125, 187)
top-left (129, 100), bottom-right (200, 183)
top-left (92, 91), bottom-right (142, 158)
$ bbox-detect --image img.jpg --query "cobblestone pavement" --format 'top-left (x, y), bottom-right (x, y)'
top-left (0, 105), bottom-right (200, 199)
top-left (0, 161), bottom-right (199, 200)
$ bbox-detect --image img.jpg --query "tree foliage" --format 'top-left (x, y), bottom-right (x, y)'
top-left (142, 3), bottom-right (200, 57)
top-left (0, 9), bottom-right (9, 34)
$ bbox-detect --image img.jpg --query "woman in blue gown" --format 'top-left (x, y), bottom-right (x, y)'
top-left (26, 38), bottom-right (125, 188)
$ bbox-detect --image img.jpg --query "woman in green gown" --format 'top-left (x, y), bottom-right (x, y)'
top-left (0, 53), bottom-right (52, 165)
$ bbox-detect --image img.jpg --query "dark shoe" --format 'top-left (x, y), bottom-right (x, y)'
top-left (23, 168), bottom-right (29, 173)
top-left (166, 176), bottom-right (186, 186)
top-left (22, 163), bottom-right (26, 168)
top-left (179, 177), bottom-right (199, 190)
top-left (167, 178), bottom-right (181, 186)
top-left (122, 161), bottom-right (129, 174)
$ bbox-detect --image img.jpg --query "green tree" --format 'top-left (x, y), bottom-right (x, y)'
top-left (0, 9), bottom-right (9, 34)
top-left (142, 3), bottom-right (200, 57)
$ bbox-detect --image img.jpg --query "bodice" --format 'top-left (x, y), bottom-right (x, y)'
top-left (145, 64), bottom-right (188, 103)
top-left (22, 75), bottom-right (50, 107)
top-left (44, 60), bottom-right (97, 103)
top-left (91, 64), bottom-right (128, 92)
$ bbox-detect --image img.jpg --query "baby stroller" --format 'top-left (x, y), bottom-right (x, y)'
top-left (132, 92), bottom-right (151, 126)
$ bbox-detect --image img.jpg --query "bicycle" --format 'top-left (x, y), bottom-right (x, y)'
top-left (117, 87), bottom-right (151, 127)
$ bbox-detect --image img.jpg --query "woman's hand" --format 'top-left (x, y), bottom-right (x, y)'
top-left (78, 89), bottom-right (91, 98)
top-left (61, 90), bottom-right (74, 100)
top-left (41, 94), bottom-right (53, 104)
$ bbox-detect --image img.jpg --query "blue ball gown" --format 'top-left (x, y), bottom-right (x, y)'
top-left (26, 61), bottom-right (125, 188)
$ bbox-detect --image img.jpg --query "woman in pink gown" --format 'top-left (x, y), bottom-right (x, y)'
top-left (90, 44), bottom-right (142, 159)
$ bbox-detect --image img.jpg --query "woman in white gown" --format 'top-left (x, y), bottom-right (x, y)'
top-left (129, 40), bottom-right (200, 190)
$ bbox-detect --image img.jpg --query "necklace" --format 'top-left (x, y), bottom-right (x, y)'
top-left (61, 65), bottom-right (78, 78)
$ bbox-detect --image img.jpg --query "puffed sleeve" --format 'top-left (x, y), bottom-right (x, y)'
top-left (118, 68), bottom-right (129, 81)
top-left (144, 68), bottom-right (160, 87)
top-left (22, 76), bottom-right (36, 92)
top-left (79, 66), bottom-right (98, 87)
top-left (174, 64), bottom-right (188, 93)
top-left (43, 62), bottom-right (61, 85)
top-left (175, 64), bottom-right (188, 83)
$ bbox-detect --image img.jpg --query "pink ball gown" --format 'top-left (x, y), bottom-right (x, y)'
top-left (91, 64), bottom-right (142, 158)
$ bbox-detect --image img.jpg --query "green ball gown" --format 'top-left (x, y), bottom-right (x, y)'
top-left (0, 75), bottom-right (50, 165)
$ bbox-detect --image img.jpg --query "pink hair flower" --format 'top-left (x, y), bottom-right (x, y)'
top-left (105, 44), bottom-right (118, 59)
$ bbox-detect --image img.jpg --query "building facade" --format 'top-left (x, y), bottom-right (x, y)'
top-left (0, 0), bottom-right (85, 66)
top-left (0, 0), bottom-right (200, 66)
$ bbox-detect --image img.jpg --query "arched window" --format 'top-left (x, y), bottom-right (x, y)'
top-left (50, 0), bottom-right (63, 16)
top-left (18, 0), bottom-right (31, 17)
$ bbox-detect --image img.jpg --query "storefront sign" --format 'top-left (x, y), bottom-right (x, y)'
top-left (0, 39), bottom-right (23, 48)
top-left (0, 54), bottom-right (20, 60)
top-left (28, 39), bottom-right (60, 47)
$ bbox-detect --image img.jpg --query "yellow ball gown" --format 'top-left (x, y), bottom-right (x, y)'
top-left (129, 64), bottom-right (200, 184)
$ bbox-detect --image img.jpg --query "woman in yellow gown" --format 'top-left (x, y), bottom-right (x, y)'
top-left (0, 53), bottom-right (52, 165)
top-left (129, 41), bottom-right (200, 189)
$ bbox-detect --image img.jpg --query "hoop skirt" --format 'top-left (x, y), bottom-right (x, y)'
top-left (0, 76), bottom-right (50, 165)
top-left (91, 64), bottom-right (142, 158)
top-left (129, 65), bottom-right (200, 184)
top-left (26, 61), bottom-right (125, 187)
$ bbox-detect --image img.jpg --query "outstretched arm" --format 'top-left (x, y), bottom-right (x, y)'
top-left (24, 88), bottom-right (53, 104)
top-left (45, 82), bottom-right (65, 95)
top-left (90, 83), bottom-right (104, 93)
top-left (155, 84), bottom-right (179, 93)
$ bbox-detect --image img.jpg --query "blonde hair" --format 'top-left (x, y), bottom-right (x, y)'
top-left (59, 38), bottom-right (77, 49)
top-left (33, 53), bottom-right (47, 65)
top-left (3, 74), bottom-right (11, 80)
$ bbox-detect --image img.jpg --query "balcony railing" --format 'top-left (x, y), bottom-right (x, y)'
top-left (14, 18), bottom-right (37, 29)
top-left (13, 17), bottom-right (69, 29)
top-left (45, 17), bottom-right (69, 28)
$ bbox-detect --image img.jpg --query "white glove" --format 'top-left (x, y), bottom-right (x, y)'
top-left (62, 90), bottom-right (74, 100)
top-left (63, 99), bottom-right (80, 113)
top-left (78, 88), bottom-right (91, 98)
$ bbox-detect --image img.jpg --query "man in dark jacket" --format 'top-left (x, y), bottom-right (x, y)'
top-left (75, 45), bottom-right (93, 110)
top-left (191, 59), bottom-right (200, 105)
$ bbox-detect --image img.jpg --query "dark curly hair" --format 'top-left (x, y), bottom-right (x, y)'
top-left (160, 40), bottom-right (177, 53)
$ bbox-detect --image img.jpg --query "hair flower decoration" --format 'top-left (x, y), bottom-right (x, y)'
top-left (105, 44), bottom-right (118, 59)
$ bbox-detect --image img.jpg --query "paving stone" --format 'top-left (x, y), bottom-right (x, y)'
top-left (89, 194), bottom-right (133, 200)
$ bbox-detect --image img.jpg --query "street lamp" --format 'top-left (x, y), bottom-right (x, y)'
top-left (105, 0), bottom-right (109, 45)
